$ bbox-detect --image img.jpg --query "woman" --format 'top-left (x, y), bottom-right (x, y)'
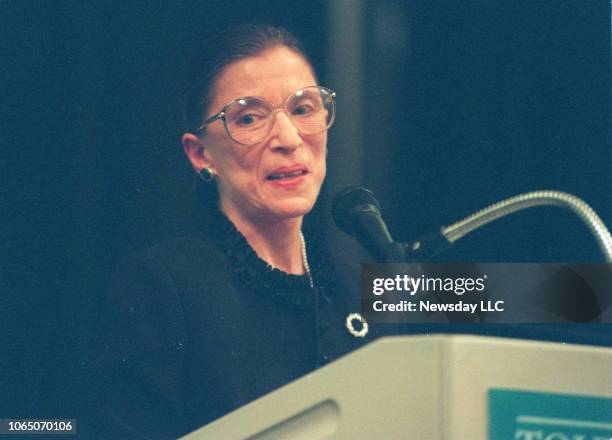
top-left (92, 25), bottom-right (388, 439)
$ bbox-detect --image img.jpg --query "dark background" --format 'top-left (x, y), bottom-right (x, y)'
top-left (2, 0), bottom-right (610, 432)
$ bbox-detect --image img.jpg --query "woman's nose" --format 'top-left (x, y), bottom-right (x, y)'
top-left (267, 110), bottom-right (303, 151)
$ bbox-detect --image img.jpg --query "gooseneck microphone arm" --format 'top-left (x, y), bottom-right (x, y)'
top-left (407, 190), bottom-right (612, 262)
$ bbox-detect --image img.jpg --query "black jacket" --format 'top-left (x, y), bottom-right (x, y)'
top-left (89, 211), bottom-right (391, 439)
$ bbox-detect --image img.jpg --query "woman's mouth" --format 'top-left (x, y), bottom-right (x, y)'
top-left (266, 165), bottom-right (308, 180)
top-left (267, 170), bottom-right (307, 180)
top-left (266, 165), bottom-right (308, 186)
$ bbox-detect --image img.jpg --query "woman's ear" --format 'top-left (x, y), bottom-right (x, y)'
top-left (182, 133), bottom-right (214, 173)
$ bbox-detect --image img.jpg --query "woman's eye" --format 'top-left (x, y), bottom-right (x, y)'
top-left (292, 105), bottom-right (313, 116)
top-left (236, 114), bottom-right (258, 125)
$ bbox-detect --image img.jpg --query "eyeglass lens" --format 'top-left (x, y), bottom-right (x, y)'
top-left (224, 87), bottom-right (334, 145)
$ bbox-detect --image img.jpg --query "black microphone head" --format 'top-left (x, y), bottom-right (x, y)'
top-left (332, 186), bottom-right (382, 236)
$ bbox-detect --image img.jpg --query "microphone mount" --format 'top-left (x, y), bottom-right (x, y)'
top-left (406, 190), bottom-right (612, 262)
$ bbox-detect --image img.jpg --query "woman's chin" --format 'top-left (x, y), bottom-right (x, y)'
top-left (266, 197), bottom-right (315, 220)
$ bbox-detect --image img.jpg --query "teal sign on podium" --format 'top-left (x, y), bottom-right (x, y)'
top-left (489, 389), bottom-right (612, 440)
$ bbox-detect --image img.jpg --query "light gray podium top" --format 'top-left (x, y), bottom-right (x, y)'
top-left (182, 335), bottom-right (612, 440)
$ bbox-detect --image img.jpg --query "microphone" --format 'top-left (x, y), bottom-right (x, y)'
top-left (333, 188), bottom-right (612, 262)
top-left (332, 186), bottom-right (407, 262)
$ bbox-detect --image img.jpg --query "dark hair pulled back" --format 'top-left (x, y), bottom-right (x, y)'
top-left (182, 24), bottom-right (312, 135)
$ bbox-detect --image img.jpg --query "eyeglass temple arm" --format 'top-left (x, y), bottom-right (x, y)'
top-left (196, 111), bottom-right (225, 134)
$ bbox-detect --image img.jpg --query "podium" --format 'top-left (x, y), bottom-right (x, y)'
top-left (181, 335), bottom-right (612, 440)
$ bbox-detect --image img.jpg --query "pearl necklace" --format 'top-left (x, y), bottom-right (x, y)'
top-left (300, 232), bottom-right (314, 288)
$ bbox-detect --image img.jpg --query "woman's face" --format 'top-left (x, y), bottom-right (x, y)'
top-left (187, 46), bottom-right (327, 224)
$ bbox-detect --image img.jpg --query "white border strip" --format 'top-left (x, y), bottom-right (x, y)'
top-left (517, 415), bottom-right (612, 431)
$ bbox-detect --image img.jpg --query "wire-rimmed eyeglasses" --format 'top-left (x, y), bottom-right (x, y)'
top-left (196, 86), bottom-right (336, 146)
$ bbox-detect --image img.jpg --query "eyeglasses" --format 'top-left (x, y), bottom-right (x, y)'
top-left (196, 86), bottom-right (336, 146)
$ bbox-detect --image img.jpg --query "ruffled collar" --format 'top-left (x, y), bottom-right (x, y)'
top-left (202, 208), bottom-right (335, 309)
